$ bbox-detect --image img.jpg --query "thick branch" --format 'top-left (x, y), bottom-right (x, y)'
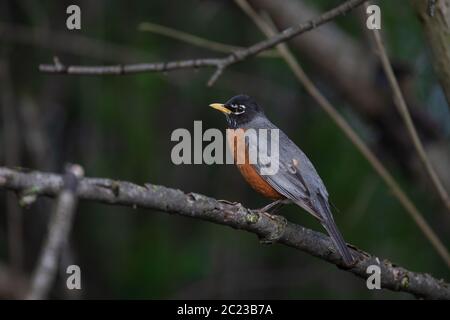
top-left (39, 0), bottom-right (367, 86)
top-left (0, 167), bottom-right (449, 299)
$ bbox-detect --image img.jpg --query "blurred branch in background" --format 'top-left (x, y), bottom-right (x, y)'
top-left (0, 167), bottom-right (449, 299)
top-left (38, 0), bottom-right (368, 86)
top-left (0, 59), bottom-right (24, 273)
top-left (234, 0), bottom-right (450, 269)
top-left (138, 22), bottom-right (279, 57)
top-left (248, 0), bottom-right (450, 195)
top-left (412, 0), bottom-right (450, 111)
top-left (26, 164), bottom-right (84, 300)
top-left (39, 56), bottom-right (223, 76)
top-left (368, 4), bottom-right (450, 213)
top-left (0, 22), bottom-right (149, 62)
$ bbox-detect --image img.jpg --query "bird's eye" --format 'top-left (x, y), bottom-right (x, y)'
top-left (234, 104), bottom-right (246, 115)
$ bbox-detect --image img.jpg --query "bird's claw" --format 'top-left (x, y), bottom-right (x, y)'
top-left (218, 199), bottom-right (239, 205)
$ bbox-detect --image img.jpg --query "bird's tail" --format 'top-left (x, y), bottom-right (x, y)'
top-left (316, 196), bottom-right (354, 265)
top-left (322, 219), bottom-right (354, 265)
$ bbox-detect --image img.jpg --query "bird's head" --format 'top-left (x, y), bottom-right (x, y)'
top-left (209, 94), bottom-right (263, 128)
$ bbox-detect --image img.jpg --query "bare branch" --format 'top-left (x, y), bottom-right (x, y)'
top-left (39, 0), bottom-right (367, 85)
top-left (26, 165), bottom-right (84, 300)
top-left (368, 3), bottom-right (450, 213)
top-left (1, 166), bottom-right (449, 299)
top-left (235, 0), bottom-right (450, 269)
top-left (39, 57), bottom-right (223, 75)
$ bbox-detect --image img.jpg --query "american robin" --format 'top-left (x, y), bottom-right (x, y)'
top-left (210, 94), bottom-right (354, 265)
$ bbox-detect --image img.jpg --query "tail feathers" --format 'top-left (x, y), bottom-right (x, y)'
top-left (316, 194), bottom-right (354, 265)
top-left (322, 220), bottom-right (354, 265)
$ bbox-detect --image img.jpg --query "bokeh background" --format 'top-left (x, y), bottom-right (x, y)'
top-left (0, 0), bottom-right (449, 299)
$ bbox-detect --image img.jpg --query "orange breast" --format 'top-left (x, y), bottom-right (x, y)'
top-left (227, 129), bottom-right (284, 200)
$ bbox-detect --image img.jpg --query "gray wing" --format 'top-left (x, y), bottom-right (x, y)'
top-left (245, 117), bottom-right (354, 264)
top-left (245, 117), bottom-right (329, 218)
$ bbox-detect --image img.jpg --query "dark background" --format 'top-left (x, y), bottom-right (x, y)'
top-left (0, 0), bottom-right (449, 299)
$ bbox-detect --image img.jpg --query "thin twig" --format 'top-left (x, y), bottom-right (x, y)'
top-left (39, 57), bottom-right (223, 75)
top-left (39, 0), bottom-right (368, 86)
top-left (234, 0), bottom-right (450, 269)
top-left (138, 22), bottom-right (278, 57)
top-left (0, 167), bottom-right (449, 299)
top-left (368, 3), bottom-right (450, 213)
top-left (26, 164), bottom-right (84, 300)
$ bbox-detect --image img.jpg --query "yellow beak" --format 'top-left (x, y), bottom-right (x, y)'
top-left (209, 103), bottom-right (232, 114)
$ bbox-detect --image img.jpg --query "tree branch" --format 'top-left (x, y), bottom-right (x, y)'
top-left (39, 57), bottom-right (224, 76)
top-left (0, 22), bottom-right (149, 62)
top-left (38, 0), bottom-right (367, 86)
top-left (0, 166), bottom-right (449, 299)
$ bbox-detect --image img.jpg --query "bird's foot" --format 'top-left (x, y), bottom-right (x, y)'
top-left (218, 199), bottom-right (239, 205)
top-left (260, 210), bottom-right (281, 221)
top-left (255, 199), bottom-right (289, 214)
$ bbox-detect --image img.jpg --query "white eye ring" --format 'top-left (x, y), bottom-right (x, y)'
top-left (233, 104), bottom-right (246, 115)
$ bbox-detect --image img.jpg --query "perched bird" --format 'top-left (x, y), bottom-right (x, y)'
top-left (210, 94), bottom-right (354, 265)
